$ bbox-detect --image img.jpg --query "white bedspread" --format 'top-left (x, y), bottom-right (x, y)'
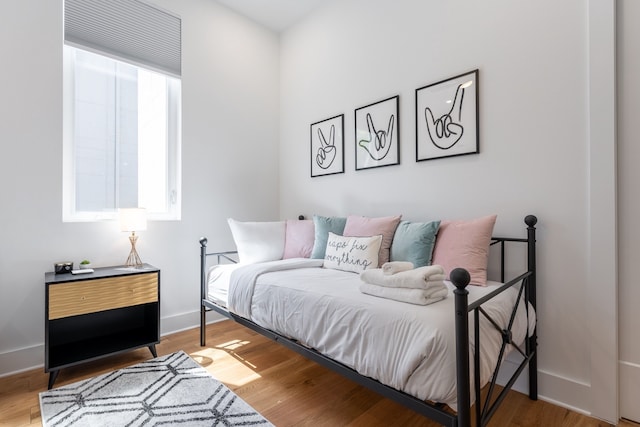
top-left (213, 259), bottom-right (534, 409)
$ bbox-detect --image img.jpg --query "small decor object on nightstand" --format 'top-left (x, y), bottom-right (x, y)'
top-left (79, 260), bottom-right (91, 269)
top-left (119, 208), bottom-right (147, 267)
top-left (54, 262), bottom-right (73, 274)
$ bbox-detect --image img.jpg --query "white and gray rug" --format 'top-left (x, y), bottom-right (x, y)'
top-left (39, 351), bottom-right (273, 426)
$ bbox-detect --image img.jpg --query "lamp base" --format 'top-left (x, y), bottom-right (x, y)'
top-left (125, 232), bottom-right (143, 267)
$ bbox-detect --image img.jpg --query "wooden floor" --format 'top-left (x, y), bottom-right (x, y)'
top-left (0, 320), bottom-right (637, 426)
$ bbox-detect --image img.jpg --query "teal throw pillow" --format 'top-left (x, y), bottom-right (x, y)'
top-left (390, 220), bottom-right (441, 267)
top-left (310, 215), bottom-right (347, 259)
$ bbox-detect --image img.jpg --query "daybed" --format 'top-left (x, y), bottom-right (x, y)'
top-left (199, 214), bottom-right (538, 427)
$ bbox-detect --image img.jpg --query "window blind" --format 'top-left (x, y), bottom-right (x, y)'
top-left (64, 0), bottom-right (181, 77)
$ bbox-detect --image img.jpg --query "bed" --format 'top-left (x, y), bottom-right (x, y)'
top-left (199, 215), bottom-right (538, 427)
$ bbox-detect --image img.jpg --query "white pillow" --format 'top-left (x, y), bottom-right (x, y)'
top-left (323, 232), bottom-right (382, 273)
top-left (227, 218), bottom-right (285, 264)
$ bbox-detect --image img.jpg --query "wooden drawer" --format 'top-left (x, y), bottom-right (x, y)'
top-left (49, 272), bottom-right (158, 320)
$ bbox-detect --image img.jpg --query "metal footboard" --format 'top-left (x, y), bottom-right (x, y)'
top-left (453, 214), bottom-right (538, 426)
top-left (199, 238), bottom-right (237, 346)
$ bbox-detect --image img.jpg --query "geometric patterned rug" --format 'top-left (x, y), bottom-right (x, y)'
top-left (39, 351), bottom-right (273, 426)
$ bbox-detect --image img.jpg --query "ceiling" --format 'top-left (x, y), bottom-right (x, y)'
top-left (215, 0), bottom-right (325, 32)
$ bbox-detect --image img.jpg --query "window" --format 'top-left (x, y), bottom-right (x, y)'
top-left (63, 47), bottom-right (181, 221)
top-left (63, 0), bottom-right (182, 222)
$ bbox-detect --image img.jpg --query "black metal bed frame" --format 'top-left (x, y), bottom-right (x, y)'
top-left (199, 215), bottom-right (538, 427)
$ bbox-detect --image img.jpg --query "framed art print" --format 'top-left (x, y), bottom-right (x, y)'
top-left (310, 114), bottom-right (344, 177)
top-left (415, 69), bottom-right (479, 161)
top-left (355, 95), bottom-right (400, 170)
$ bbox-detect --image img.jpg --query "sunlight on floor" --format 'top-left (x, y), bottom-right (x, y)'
top-left (190, 339), bottom-right (262, 387)
top-left (218, 339), bottom-right (252, 351)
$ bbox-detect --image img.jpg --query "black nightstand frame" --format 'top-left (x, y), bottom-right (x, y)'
top-left (44, 264), bottom-right (160, 389)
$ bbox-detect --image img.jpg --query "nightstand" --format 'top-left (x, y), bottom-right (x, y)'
top-left (44, 264), bottom-right (160, 389)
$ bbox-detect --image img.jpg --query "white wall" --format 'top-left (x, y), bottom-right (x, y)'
top-left (279, 0), bottom-right (616, 421)
top-left (0, 0), bottom-right (280, 374)
top-left (617, 0), bottom-right (640, 422)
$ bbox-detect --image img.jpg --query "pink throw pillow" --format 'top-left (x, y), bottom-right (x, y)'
top-left (283, 219), bottom-right (315, 259)
top-left (343, 214), bottom-right (402, 267)
top-left (431, 214), bottom-right (497, 286)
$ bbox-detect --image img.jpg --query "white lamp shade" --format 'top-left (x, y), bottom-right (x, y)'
top-left (119, 208), bottom-right (148, 232)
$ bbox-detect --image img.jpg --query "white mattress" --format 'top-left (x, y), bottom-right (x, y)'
top-left (207, 259), bottom-right (535, 409)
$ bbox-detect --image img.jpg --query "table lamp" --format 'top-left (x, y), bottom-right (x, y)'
top-left (119, 208), bottom-right (147, 267)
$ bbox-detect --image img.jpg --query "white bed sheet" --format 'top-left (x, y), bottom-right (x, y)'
top-left (206, 263), bottom-right (243, 306)
top-left (208, 259), bottom-right (535, 409)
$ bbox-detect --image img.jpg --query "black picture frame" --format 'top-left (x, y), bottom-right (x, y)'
top-left (354, 95), bottom-right (400, 170)
top-left (310, 114), bottom-right (345, 177)
top-left (415, 69), bottom-right (479, 161)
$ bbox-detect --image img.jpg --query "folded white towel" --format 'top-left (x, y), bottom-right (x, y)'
top-left (359, 282), bottom-right (448, 305)
top-left (360, 265), bottom-right (446, 290)
top-left (382, 261), bottom-right (414, 275)
top-left (424, 274), bottom-right (447, 283)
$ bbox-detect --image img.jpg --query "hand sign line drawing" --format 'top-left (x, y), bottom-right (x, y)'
top-left (424, 82), bottom-right (468, 150)
top-left (316, 124), bottom-right (336, 169)
top-left (358, 113), bottom-right (395, 161)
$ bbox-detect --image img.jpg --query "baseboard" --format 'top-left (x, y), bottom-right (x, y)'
top-left (0, 343), bottom-right (44, 378)
top-left (620, 360), bottom-right (640, 423)
top-left (495, 353), bottom-right (530, 394)
top-left (0, 310), bottom-right (227, 378)
top-left (159, 309), bottom-right (226, 336)
top-left (496, 355), bottom-right (591, 416)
